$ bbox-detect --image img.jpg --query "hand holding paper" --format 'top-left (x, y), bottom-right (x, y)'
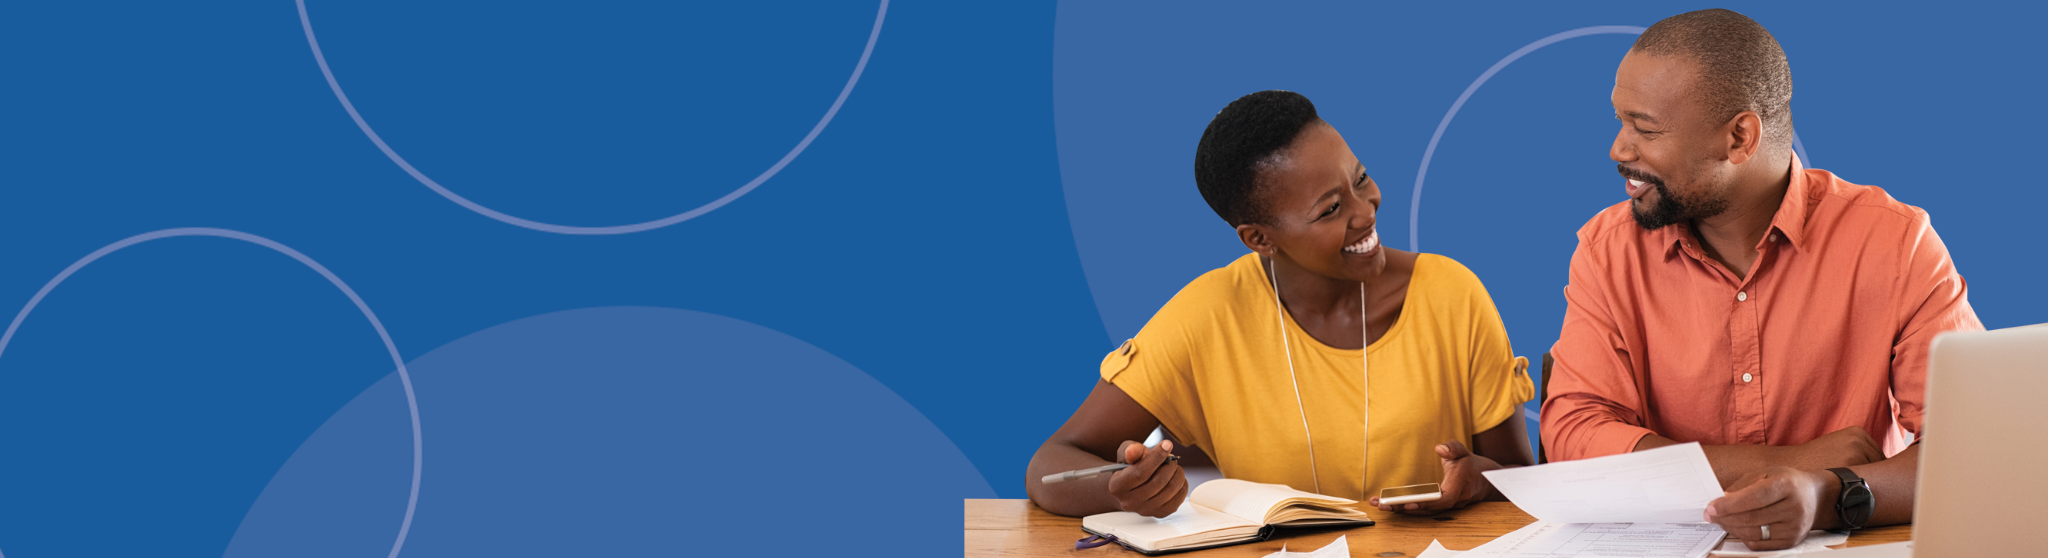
top-left (1481, 442), bottom-right (1725, 524)
top-left (1703, 466), bottom-right (1833, 551)
top-left (1457, 443), bottom-right (1729, 557)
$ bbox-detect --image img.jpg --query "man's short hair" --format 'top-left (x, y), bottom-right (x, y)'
top-left (1632, 9), bottom-right (1794, 150)
top-left (1194, 90), bottom-right (1323, 227)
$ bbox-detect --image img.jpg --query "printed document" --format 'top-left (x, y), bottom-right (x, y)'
top-left (1481, 442), bottom-right (1724, 524)
top-left (1456, 443), bottom-right (1729, 558)
top-left (1709, 530), bottom-right (1848, 557)
top-left (1465, 521), bottom-right (1724, 558)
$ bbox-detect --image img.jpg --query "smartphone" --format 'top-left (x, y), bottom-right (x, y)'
top-left (1377, 483), bottom-right (1443, 505)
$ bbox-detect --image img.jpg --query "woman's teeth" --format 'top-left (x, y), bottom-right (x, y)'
top-left (1344, 232), bottom-right (1380, 254)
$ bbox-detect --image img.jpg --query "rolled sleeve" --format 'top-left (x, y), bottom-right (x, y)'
top-left (1888, 209), bottom-right (1984, 437)
top-left (1542, 234), bottom-right (1655, 461)
top-left (1463, 275), bottom-right (1535, 432)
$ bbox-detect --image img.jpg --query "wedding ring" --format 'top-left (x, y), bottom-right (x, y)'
top-left (1760, 524), bottom-right (1771, 541)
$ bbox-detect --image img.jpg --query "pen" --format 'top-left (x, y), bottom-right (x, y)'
top-left (1039, 455), bottom-right (1180, 484)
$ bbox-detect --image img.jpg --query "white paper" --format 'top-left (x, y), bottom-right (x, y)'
top-left (1463, 521), bottom-right (1725, 558)
top-left (1710, 530), bottom-right (1850, 557)
top-left (1418, 539), bottom-right (1466, 557)
top-left (1481, 442), bottom-right (1725, 524)
top-left (1463, 521), bottom-right (1549, 555)
top-left (1095, 500), bottom-right (1255, 538)
top-left (1263, 535), bottom-right (1348, 558)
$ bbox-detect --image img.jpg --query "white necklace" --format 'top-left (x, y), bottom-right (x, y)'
top-left (1268, 258), bottom-right (1369, 500)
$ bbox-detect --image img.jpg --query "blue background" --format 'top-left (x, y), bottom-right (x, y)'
top-left (0, 1), bottom-right (2040, 556)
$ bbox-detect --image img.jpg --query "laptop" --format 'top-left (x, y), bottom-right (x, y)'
top-left (1829, 325), bottom-right (2048, 557)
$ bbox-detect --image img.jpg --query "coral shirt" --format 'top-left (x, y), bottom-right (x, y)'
top-left (1105, 253), bottom-right (1533, 501)
top-left (1542, 158), bottom-right (1982, 461)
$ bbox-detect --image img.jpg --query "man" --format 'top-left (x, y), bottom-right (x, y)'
top-left (1542, 9), bottom-right (1982, 551)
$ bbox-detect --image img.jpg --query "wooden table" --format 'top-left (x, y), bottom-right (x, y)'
top-left (966, 500), bottom-right (1910, 557)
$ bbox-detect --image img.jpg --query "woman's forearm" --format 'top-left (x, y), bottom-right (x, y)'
top-left (1024, 438), bottom-right (1124, 517)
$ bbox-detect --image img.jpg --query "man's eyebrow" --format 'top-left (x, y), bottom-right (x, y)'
top-left (1624, 110), bottom-right (1661, 125)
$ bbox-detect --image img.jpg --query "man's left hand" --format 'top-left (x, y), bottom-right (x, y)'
top-left (1705, 466), bottom-right (1836, 551)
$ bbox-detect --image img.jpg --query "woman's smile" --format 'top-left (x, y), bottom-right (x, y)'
top-left (1343, 229), bottom-right (1382, 259)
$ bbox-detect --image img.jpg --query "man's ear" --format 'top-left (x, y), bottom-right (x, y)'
top-left (1724, 110), bottom-right (1765, 166)
top-left (1236, 223), bottom-right (1276, 257)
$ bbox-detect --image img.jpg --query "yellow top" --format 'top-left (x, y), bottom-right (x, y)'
top-left (1102, 252), bottom-right (1532, 501)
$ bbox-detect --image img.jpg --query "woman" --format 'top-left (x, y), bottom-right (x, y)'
top-left (1025, 90), bottom-right (1534, 518)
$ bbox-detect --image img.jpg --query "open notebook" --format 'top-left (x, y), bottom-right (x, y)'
top-left (1081, 479), bottom-right (1373, 555)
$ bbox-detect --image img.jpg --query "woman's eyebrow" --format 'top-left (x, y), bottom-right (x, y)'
top-left (1309, 184), bottom-right (1346, 212)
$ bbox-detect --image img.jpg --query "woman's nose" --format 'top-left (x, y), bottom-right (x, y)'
top-left (1350, 200), bottom-right (1375, 230)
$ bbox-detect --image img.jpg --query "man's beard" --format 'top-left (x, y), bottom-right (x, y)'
top-left (1624, 166), bottom-right (1727, 231)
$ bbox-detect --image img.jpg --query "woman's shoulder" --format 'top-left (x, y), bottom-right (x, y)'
top-left (1407, 252), bottom-right (1497, 309)
top-left (1161, 252), bottom-right (1266, 310)
top-left (1391, 254), bottom-right (1512, 369)
top-left (1413, 252), bottom-right (1479, 284)
top-left (1142, 253), bottom-right (1267, 330)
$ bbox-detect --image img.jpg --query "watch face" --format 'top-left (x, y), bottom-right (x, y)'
top-left (1841, 483), bottom-right (1875, 527)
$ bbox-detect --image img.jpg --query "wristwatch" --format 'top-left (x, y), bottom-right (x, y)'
top-left (1827, 467), bottom-right (1875, 530)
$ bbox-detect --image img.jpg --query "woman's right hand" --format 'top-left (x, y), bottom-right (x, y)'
top-left (1107, 440), bottom-right (1188, 518)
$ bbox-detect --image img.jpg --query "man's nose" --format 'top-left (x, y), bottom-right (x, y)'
top-left (1610, 128), bottom-right (1635, 162)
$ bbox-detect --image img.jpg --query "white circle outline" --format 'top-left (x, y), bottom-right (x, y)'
top-left (0, 228), bottom-right (423, 558)
top-left (296, 0), bottom-right (891, 235)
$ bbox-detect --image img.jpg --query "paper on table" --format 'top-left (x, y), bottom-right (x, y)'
top-left (1709, 530), bottom-right (1850, 557)
top-left (1262, 535), bottom-right (1348, 558)
top-left (1463, 521), bottom-right (1548, 555)
top-left (1481, 442), bottom-right (1724, 524)
top-left (1462, 521), bottom-right (1725, 558)
top-left (1417, 539), bottom-right (1465, 557)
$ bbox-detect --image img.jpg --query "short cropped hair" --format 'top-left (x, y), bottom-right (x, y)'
top-left (1193, 90), bottom-right (1323, 227)
top-left (1632, 9), bottom-right (1794, 149)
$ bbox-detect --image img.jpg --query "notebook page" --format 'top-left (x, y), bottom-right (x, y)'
top-left (1083, 501), bottom-right (1261, 550)
top-left (1188, 479), bottom-right (1356, 525)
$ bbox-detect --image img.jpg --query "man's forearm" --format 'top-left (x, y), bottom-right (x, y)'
top-left (1634, 434), bottom-right (1795, 489)
top-left (1635, 430), bottom-right (1886, 490)
top-left (1831, 445), bottom-right (1917, 528)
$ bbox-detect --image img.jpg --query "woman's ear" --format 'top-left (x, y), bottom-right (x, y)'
top-left (1236, 223), bottom-right (1275, 257)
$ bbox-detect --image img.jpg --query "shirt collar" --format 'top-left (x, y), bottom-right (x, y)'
top-left (1660, 223), bottom-right (1697, 262)
top-left (1657, 153), bottom-right (1811, 261)
top-left (1766, 155), bottom-right (1812, 249)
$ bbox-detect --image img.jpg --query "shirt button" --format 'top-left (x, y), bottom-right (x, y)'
top-left (1737, 291), bottom-right (1748, 301)
top-left (1743, 373), bottom-right (1754, 383)
top-left (1769, 233), bottom-right (1779, 243)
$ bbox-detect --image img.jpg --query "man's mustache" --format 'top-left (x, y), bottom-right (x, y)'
top-left (1617, 164), bottom-right (1664, 187)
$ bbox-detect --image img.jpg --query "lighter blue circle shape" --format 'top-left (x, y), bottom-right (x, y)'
top-left (0, 228), bottom-right (423, 558)
top-left (295, 0), bottom-right (891, 235)
top-left (1407, 25), bottom-right (1813, 252)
